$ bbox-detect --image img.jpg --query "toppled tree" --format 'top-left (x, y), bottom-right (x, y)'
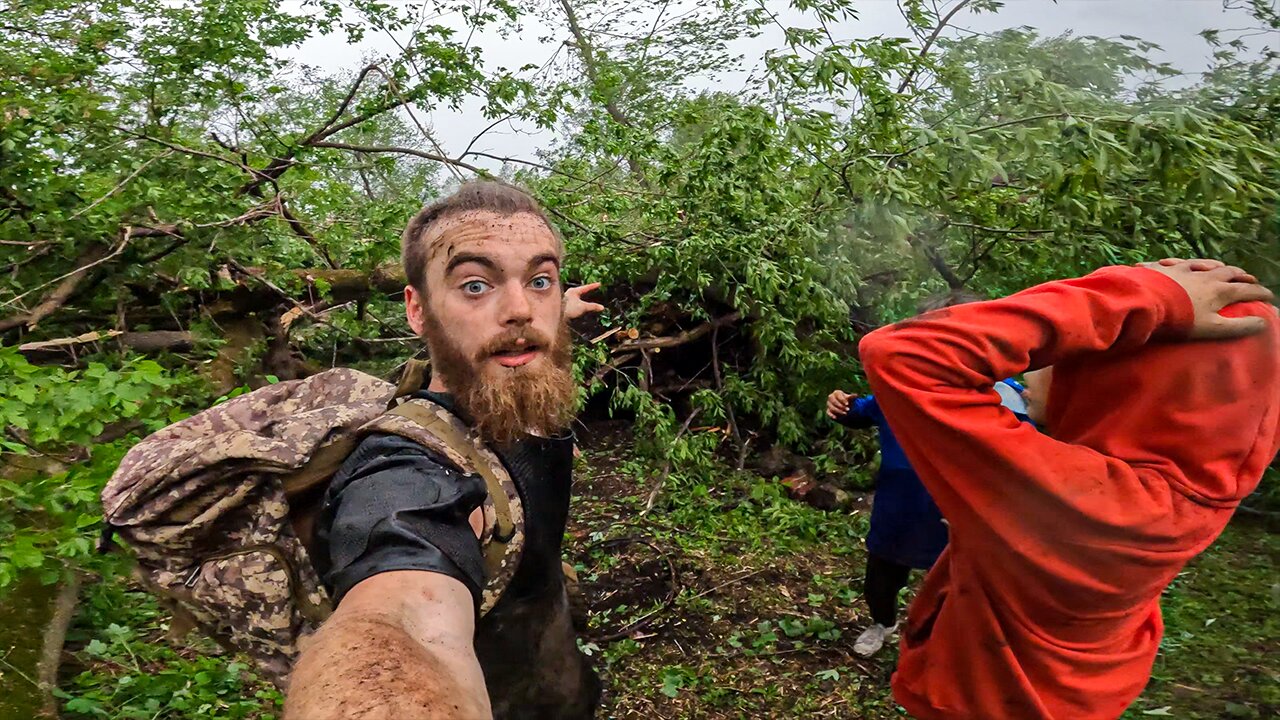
top-left (1, 0), bottom-right (1278, 597)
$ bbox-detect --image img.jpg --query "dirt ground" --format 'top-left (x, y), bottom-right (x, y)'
top-left (566, 425), bottom-right (1280, 720)
top-left (567, 425), bottom-right (912, 719)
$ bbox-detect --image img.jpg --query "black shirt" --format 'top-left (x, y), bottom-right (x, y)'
top-left (314, 391), bottom-right (573, 608)
top-left (313, 391), bottom-right (599, 719)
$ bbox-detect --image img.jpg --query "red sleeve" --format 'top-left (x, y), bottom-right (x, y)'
top-left (857, 266), bottom-right (1194, 543)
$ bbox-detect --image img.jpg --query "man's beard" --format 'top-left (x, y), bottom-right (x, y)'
top-left (423, 314), bottom-right (578, 445)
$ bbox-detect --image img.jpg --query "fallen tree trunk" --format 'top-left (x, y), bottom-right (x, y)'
top-left (119, 330), bottom-right (195, 352)
top-left (37, 572), bottom-right (80, 719)
top-left (18, 330), bottom-right (194, 355)
top-left (0, 245), bottom-right (111, 333)
top-left (290, 264), bottom-right (405, 302)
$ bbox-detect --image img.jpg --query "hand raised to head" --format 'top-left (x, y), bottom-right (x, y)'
top-left (1138, 258), bottom-right (1274, 340)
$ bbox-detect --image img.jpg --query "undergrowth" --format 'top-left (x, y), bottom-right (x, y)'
top-left (56, 581), bottom-right (282, 719)
top-left (6, 436), bottom-right (1272, 719)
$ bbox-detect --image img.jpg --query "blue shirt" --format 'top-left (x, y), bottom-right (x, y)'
top-left (836, 379), bottom-right (1031, 568)
top-left (838, 379), bottom-right (1030, 473)
top-left (839, 395), bottom-right (911, 471)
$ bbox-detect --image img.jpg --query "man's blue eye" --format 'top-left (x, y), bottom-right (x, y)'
top-left (531, 277), bottom-right (552, 290)
top-left (464, 281), bottom-right (488, 294)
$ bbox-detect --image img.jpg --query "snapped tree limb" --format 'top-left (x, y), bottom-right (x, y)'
top-left (0, 243), bottom-right (112, 332)
top-left (613, 312), bottom-right (743, 353)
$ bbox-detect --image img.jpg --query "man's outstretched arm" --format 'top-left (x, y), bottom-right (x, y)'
top-left (286, 570), bottom-right (491, 720)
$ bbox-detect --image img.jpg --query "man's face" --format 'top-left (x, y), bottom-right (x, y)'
top-left (1021, 366), bottom-right (1053, 429)
top-left (404, 210), bottom-right (576, 443)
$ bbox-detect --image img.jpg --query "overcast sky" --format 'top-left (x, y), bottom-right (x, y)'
top-left (282, 0), bottom-right (1274, 169)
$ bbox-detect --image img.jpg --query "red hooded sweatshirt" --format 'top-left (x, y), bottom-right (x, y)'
top-left (858, 266), bottom-right (1280, 720)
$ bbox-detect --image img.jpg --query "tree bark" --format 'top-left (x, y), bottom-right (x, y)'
top-left (614, 312), bottom-right (742, 353)
top-left (557, 0), bottom-right (645, 179)
top-left (291, 265), bottom-right (406, 301)
top-left (907, 234), bottom-right (965, 289)
top-left (205, 316), bottom-right (264, 393)
top-left (18, 330), bottom-right (193, 355)
top-left (37, 572), bottom-right (80, 718)
top-left (0, 245), bottom-right (110, 333)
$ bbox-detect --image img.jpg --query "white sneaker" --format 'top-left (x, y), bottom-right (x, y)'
top-left (854, 623), bottom-right (897, 656)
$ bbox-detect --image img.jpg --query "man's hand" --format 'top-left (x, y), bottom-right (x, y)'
top-left (564, 282), bottom-right (605, 320)
top-left (827, 390), bottom-right (852, 420)
top-left (1138, 258), bottom-right (1275, 340)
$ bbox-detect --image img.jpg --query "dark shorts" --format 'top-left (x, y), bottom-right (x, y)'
top-left (866, 468), bottom-right (949, 569)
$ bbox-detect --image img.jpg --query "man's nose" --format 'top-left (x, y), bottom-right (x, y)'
top-left (499, 284), bottom-right (533, 325)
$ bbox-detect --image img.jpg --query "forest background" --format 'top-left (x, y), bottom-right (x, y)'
top-left (1, 0), bottom-right (1277, 718)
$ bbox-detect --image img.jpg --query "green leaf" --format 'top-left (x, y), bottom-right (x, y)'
top-left (64, 697), bottom-right (102, 714)
top-left (1224, 702), bottom-right (1257, 718)
top-left (6, 538), bottom-right (44, 569)
top-left (659, 668), bottom-right (687, 698)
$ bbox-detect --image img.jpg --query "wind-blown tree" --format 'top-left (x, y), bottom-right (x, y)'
top-left (1, 2), bottom-right (1277, 716)
top-left (1, 0), bottom-right (1277, 603)
top-left (527, 0), bottom-right (1279, 458)
top-left (1, 0), bottom-right (543, 369)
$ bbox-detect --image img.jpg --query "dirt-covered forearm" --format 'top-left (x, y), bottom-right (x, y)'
top-left (286, 604), bottom-right (490, 720)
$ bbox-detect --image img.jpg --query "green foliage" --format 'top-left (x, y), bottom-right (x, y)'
top-left (0, 349), bottom-right (189, 450)
top-left (1, 0), bottom-right (1278, 715)
top-left (658, 665), bottom-right (697, 698)
top-left (0, 452), bottom-right (124, 588)
top-left (4, 0), bottom-right (1278, 461)
top-left (0, 349), bottom-right (199, 588)
top-left (723, 614), bottom-right (841, 655)
top-left (58, 579), bottom-right (282, 719)
top-left (535, 0), bottom-right (1280, 460)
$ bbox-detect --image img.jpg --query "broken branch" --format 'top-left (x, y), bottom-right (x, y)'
top-left (643, 408), bottom-right (702, 514)
top-left (614, 312), bottom-right (742, 353)
top-left (18, 330), bottom-right (195, 358)
top-left (276, 198), bottom-right (337, 269)
top-left (68, 151), bottom-right (173, 220)
top-left (310, 141), bottom-right (487, 175)
top-left (897, 0), bottom-right (974, 94)
top-left (586, 351), bottom-right (638, 388)
top-left (0, 243), bottom-right (114, 331)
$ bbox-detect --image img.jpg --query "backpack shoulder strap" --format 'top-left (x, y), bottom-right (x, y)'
top-left (366, 398), bottom-right (524, 616)
top-left (393, 358), bottom-right (431, 400)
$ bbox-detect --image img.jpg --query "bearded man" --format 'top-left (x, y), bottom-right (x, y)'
top-left (285, 182), bottom-right (603, 720)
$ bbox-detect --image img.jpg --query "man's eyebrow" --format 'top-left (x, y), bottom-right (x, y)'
top-left (529, 252), bottom-right (561, 270)
top-left (445, 252), bottom-right (499, 276)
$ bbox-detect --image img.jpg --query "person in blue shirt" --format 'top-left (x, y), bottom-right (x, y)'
top-left (827, 290), bottom-right (1033, 657)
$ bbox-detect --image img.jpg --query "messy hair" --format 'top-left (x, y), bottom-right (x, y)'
top-left (916, 288), bottom-right (986, 315)
top-left (400, 181), bottom-right (559, 293)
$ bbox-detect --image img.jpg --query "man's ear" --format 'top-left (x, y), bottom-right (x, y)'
top-left (405, 285), bottom-right (427, 336)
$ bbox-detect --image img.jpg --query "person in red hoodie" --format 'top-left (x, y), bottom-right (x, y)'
top-left (857, 258), bottom-right (1279, 720)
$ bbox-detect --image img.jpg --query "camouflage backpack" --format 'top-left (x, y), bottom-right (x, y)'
top-left (100, 361), bottom-right (524, 687)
